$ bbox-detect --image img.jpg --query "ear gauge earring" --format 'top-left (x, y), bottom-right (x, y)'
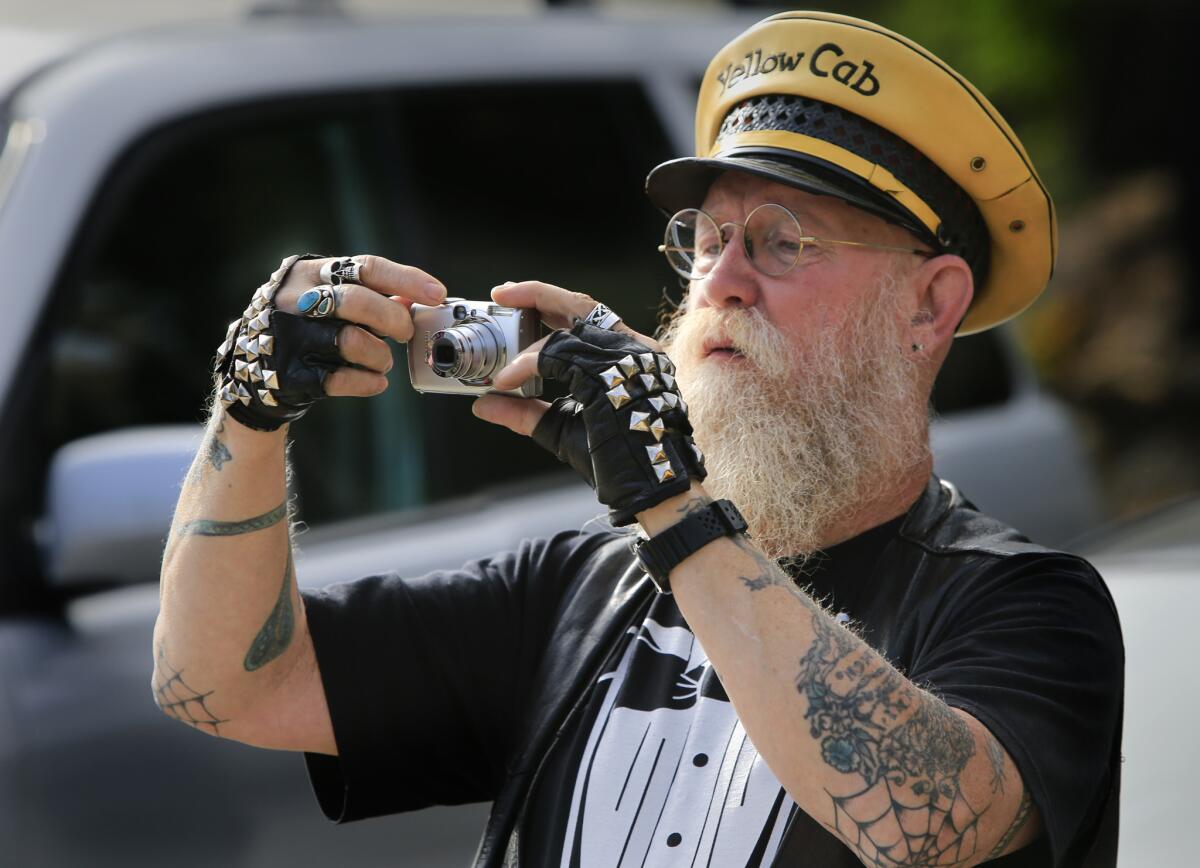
top-left (911, 343), bottom-right (925, 352)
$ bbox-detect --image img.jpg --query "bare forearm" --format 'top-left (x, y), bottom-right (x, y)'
top-left (154, 409), bottom-right (308, 740)
top-left (639, 487), bottom-right (1041, 866)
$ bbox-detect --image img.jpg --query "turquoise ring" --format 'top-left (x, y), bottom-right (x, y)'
top-left (298, 285), bottom-right (338, 319)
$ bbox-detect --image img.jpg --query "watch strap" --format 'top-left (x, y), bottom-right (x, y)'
top-left (635, 499), bottom-right (748, 593)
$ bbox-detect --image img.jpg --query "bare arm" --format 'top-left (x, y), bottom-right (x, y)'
top-left (639, 486), bottom-right (1042, 867)
top-left (153, 413), bottom-right (333, 751)
top-left (153, 255), bottom-right (446, 754)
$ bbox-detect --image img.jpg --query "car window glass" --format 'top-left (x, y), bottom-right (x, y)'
top-left (35, 82), bottom-right (676, 530)
top-left (932, 330), bottom-right (1014, 415)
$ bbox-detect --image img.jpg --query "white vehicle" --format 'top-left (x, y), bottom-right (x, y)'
top-left (1082, 499), bottom-right (1200, 867)
top-left (0, 8), bottom-right (1102, 866)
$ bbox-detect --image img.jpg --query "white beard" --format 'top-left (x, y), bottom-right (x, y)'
top-left (660, 274), bottom-right (930, 560)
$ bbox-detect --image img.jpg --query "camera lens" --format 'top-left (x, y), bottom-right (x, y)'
top-left (432, 342), bottom-right (458, 369)
top-left (428, 317), bottom-right (507, 382)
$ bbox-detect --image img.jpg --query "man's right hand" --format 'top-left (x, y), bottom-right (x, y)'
top-left (270, 254), bottom-right (447, 399)
top-left (216, 254), bottom-right (448, 431)
top-left (154, 255), bottom-right (445, 757)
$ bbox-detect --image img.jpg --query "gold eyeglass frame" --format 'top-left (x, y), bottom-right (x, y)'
top-left (658, 203), bottom-right (935, 280)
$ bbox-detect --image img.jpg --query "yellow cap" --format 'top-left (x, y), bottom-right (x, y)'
top-left (645, 11), bottom-right (1057, 335)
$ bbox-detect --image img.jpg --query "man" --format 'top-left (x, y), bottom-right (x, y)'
top-left (154, 11), bottom-right (1122, 867)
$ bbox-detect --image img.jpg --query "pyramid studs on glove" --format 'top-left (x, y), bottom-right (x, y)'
top-left (216, 339), bottom-right (232, 358)
top-left (236, 383), bottom-right (252, 406)
top-left (618, 355), bottom-right (639, 378)
top-left (662, 392), bottom-right (679, 410)
top-left (258, 389), bottom-right (279, 407)
top-left (257, 334), bottom-right (275, 356)
top-left (606, 384), bottom-right (632, 409)
top-left (225, 319), bottom-right (242, 342)
top-left (235, 335), bottom-right (252, 358)
top-left (648, 396), bottom-right (666, 413)
top-left (649, 417), bottom-right (666, 441)
top-left (247, 361), bottom-right (264, 383)
top-left (629, 411), bottom-right (651, 433)
top-left (599, 366), bottom-right (625, 389)
top-left (247, 310), bottom-right (271, 337)
top-left (638, 373), bottom-right (658, 392)
top-left (657, 355), bottom-right (675, 375)
top-left (679, 399), bottom-right (688, 416)
top-left (218, 384), bottom-right (237, 409)
top-left (646, 443), bottom-right (668, 464)
top-left (638, 352), bottom-right (657, 372)
top-left (260, 369), bottom-right (279, 390)
top-left (244, 338), bottom-right (260, 361)
top-left (660, 372), bottom-right (676, 391)
top-left (653, 462), bottom-right (676, 483)
top-left (234, 359), bottom-right (251, 382)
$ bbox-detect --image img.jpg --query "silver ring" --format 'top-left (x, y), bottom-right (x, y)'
top-left (320, 257), bottom-right (363, 286)
top-left (298, 285), bottom-right (338, 319)
top-left (580, 302), bottom-right (622, 331)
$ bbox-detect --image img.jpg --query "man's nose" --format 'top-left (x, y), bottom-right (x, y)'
top-left (694, 235), bottom-right (761, 309)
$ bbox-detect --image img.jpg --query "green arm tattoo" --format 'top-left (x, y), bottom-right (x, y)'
top-left (987, 732), bottom-right (1008, 794)
top-left (207, 432), bottom-right (233, 471)
top-left (178, 501), bottom-right (287, 538)
top-left (731, 534), bottom-right (795, 592)
top-left (243, 546), bottom-right (296, 672)
top-left (987, 789), bottom-right (1035, 860)
top-left (797, 610), bottom-right (989, 865)
top-left (714, 520), bottom-right (1034, 864)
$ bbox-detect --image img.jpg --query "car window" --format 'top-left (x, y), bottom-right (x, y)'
top-left (32, 81), bottom-right (677, 529)
top-left (932, 329), bottom-right (1014, 415)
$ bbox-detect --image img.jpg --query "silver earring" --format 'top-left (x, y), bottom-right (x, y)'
top-left (911, 343), bottom-right (925, 352)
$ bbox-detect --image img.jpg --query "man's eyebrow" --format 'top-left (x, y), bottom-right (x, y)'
top-left (787, 208), bottom-right (837, 235)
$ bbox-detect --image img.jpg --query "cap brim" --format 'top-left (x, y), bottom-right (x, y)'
top-left (645, 150), bottom-right (934, 246)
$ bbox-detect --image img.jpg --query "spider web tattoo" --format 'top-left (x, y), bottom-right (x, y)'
top-left (797, 612), bottom-right (983, 866)
top-left (153, 646), bottom-right (228, 735)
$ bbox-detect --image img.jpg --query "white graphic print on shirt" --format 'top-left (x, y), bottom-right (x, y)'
top-left (559, 596), bottom-right (796, 867)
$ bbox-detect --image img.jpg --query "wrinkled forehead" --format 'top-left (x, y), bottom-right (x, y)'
top-left (698, 172), bottom-right (854, 236)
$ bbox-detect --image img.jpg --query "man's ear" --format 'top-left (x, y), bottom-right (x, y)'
top-left (909, 255), bottom-right (974, 356)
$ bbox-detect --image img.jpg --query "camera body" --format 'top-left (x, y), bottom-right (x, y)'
top-left (408, 298), bottom-right (542, 397)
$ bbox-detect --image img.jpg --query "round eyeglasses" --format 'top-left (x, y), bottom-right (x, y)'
top-left (658, 203), bottom-right (935, 280)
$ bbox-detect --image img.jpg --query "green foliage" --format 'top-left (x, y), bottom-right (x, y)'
top-left (821, 0), bottom-right (1087, 203)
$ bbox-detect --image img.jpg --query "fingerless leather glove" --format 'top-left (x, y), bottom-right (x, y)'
top-left (532, 323), bottom-right (706, 526)
top-left (213, 254), bottom-right (343, 431)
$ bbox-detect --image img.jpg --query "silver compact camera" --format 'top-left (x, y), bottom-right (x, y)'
top-left (408, 298), bottom-right (543, 397)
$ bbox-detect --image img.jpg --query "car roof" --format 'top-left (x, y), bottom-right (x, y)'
top-left (0, 29), bottom-right (85, 100)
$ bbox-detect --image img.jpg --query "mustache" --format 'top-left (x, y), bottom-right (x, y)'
top-left (663, 306), bottom-right (794, 379)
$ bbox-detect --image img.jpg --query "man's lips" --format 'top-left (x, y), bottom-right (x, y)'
top-left (703, 340), bottom-right (743, 359)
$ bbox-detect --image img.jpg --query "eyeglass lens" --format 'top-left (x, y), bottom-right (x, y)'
top-left (662, 204), bottom-right (804, 279)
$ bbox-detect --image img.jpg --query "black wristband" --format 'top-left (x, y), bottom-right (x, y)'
top-left (634, 499), bottom-right (748, 593)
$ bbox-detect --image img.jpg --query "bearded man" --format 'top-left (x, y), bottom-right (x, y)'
top-left (154, 11), bottom-right (1123, 868)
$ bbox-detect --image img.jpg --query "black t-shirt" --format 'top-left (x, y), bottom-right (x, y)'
top-left (301, 506), bottom-right (1122, 866)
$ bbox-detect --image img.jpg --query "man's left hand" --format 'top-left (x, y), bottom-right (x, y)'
top-left (473, 281), bottom-right (706, 526)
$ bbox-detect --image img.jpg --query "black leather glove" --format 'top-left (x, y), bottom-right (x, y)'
top-left (213, 254), bottom-right (344, 432)
top-left (532, 323), bottom-right (706, 526)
